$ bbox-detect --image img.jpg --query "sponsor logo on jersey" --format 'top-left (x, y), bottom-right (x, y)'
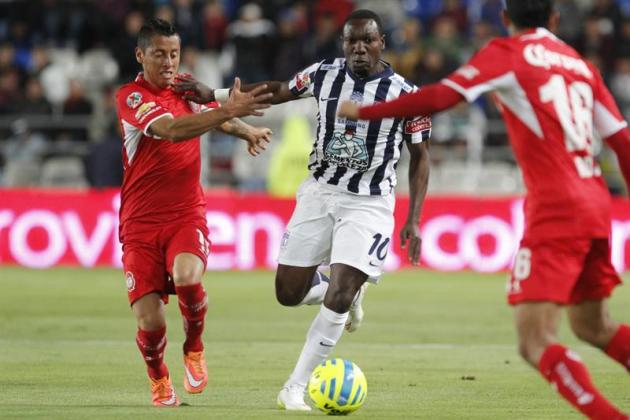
top-left (455, 65), bottom-right (480, 80)
top-left (135, 101), bottom-right (158, 122)
top-left (523, 44), bottom-right (592, 78)
top-left (125, 271), bottom-right (136, 291)
top-left (126, 92), bottom-right (143, 109)
top-left (405, 116), bottom-right (431, 134)
top-left (295, 72), bottom-right (311, 91)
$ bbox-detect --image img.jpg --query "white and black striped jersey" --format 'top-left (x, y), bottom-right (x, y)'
top-left (288, 58), bottom-right (431, 196)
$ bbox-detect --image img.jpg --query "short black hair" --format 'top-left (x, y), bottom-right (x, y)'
top-left (137, 18), bottom-right (178, 50)
top-left (505, 0), bottom-right (553, 29)
top-left (343, 9), bottom-right (384, 36)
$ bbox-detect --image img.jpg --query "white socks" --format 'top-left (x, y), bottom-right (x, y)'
top-left (299, 271), bottom-right (329, 305)
top-left (287, 305), bottom-right (349, 387)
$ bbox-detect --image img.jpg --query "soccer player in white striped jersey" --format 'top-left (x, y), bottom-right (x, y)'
top-left (175, 9), bottom-right (432, 411)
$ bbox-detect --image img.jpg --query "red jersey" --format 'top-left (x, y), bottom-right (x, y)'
top-left (115, 73), bottom-right (214, 240)
top-left (443, 28), bottom-right (628, 239)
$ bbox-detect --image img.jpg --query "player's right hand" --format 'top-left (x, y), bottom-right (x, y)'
top-left (400, 221), bottom-right (422, 266)
top-left (225, 77), bottom-right (272, 118)
top-left (173, 74), bottom-right (214, 103)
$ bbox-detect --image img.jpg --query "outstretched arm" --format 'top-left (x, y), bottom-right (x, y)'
top-left (150, 78), bottom-right (271, 142)
top-left (399, 141), bottom-right (430, 265)
top-left (217, 118), bottom-right (272, 156)
top-left (174, 75), bottom-right (297, 105)
top-left (338, 83), bottom-right (464, 121)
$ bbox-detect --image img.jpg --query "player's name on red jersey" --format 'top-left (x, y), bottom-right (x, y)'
top-left (522, 43), bottom-right (592, 78)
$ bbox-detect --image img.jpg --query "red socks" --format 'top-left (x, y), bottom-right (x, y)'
top-left (605, 324), bottom-right (630, 372)
top-left (539, 344), bottom-right (626, 420)
top-left (136, 327), bottom-right (169, 379)
top-left (175, 283), bottom-right (208, 354)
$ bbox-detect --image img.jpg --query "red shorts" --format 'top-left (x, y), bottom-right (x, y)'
top-left (507, 237), bottom-right (621, 305)
top-left (122, 220), bottom-right (210, 305)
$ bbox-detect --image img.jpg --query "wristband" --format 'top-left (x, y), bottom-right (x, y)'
top-left (214, 88), bottom-right (230, 103)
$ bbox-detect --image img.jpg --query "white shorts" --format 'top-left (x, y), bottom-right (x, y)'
top-left (278, 178), bottom-right (396, 280)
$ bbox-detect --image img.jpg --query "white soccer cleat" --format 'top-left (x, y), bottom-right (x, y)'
top-left (345, 283), bottom-right (367, 332)
top-left (277, 384), bottom-right (311, 411)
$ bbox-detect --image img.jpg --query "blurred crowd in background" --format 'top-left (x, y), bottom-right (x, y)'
top-left (0, 0), bottom-right (629, 195)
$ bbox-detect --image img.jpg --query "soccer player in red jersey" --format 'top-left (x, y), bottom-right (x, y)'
top-left (340, 1), bottom-right (630, 419)
top-left (115, 18), bottom-right (272, 407)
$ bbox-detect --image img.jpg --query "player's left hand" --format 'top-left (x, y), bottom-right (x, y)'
top-left (173, 74), bottom-right (214, 103)
top-left (400, 221), bottom-right (422, 265)
top-left (338, 101), bottom-right (360, 119)
top-left (243, 127), bottom-right (272, 156)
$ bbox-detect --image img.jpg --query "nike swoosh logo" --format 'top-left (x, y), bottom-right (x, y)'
top-left (319, 341), bottom-right (334, 347)
top-left (320, 97), bottom-right (338, 102)
top-left (369, 261), bottom-right (380, 267)
top-left (185, 367), bottom-right (203, 388)
top-left (159, 390), bottom-right (178, 406)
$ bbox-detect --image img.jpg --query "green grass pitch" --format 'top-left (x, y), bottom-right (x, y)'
top-left (1, 267), bottom-right (629, 419)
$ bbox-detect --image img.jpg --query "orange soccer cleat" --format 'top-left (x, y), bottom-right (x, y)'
top-left (183, 351), bottom-right (208, 394)
top-left (150, 376), bottom-right (181, 407)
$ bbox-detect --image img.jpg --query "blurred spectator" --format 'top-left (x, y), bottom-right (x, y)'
top-left (267, 115), bottom-right (311, 197)
top-left (11, 77), bottom-right (52, 115)
top-left (413, 47), bottom-right (457, 86)
top-left (304, 13), bottom-right (340, 64)
top-left (173, 0), bottom-right (201, 47)
top-left (314, 0), bottom-right (354, 29)
top-left (384, 17), bottom-right (424, 81)
top-left (110, 11), bottom-right (144, 83)
top-left (589, 0), bottom-right (622, 36)
top-left (0, 68), bottom-right (21, 113)
top-left (273, 6), bottom-right (309, 80)
top-left (575, 14), bottom-right (616, 73)
top-left (61, 79), bottom-right (93, 142)
top-left (610, 57), bottom-right (630, 120)
top-left (556, 0), bottom-right (584, 45)
top-left (27, 46), bottom-right (51, 77)
top-left (614, 18), bottom-right (630, 58)
top-left (354, 0), bottom-right (405, 34)
top-left (224, 3), bottom-right (275, 83)
top-left (435, 0), bottom-right (469, 33)
top-left (425, 17), bottom-right (464, 65)
top-left (403, 0), bottom-right (444, 28)
top-left (202, 0), bottom-right (229, 51)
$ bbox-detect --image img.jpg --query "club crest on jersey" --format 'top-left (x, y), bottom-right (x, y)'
top-left (325, 130), bottom-right (369, 171)
top-left (350, 91), bottom-right (363, 103)
top-left (405, 116), bottom-right (431, 134)
top-left (125, 271), bottom-right (136, 291)
top-left (295, 72), bottom-right (311, 90)
top-left (126, 92), bottom-right (143, 109)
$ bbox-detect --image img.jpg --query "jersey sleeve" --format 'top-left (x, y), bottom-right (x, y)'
top-left (116, 86), bottom-right (173, 136)
top-left (441, 39), bottom-right (514, 103)
top-left (590, 64), bottom-right (628, 138)
top-left (288, 61), bottom-right (322, 98)
top-left (401, 86), bottom-right (432, 144)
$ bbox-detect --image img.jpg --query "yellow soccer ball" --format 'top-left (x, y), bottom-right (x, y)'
top-left (307, 358), bottom-right (367, 415)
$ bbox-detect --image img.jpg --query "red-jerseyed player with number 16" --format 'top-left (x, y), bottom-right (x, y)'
top-left (340, 1), bottom-right (630, 419)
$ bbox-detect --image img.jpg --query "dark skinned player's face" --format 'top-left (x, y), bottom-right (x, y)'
top-left (342, 19), bottom-right (385, 78)
top-left (135, 34), bottom-right (181, 89)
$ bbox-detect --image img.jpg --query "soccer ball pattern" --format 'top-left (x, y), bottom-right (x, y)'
top-left (308, 358), bottom-right (367, 415)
